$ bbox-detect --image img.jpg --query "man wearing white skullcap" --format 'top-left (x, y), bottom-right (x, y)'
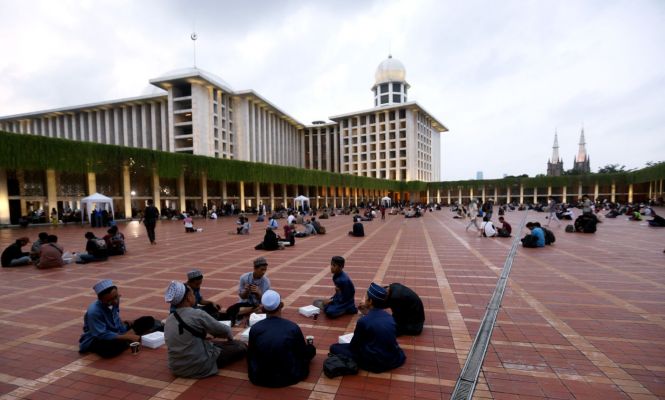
top-left (328, 282), bottom-right (406, 373)
top-left (168, 270), bottom-right (224, 319)
top-left (79, 279), bottom-right (162, 358)
top-left (247, 290), bottom-right (316, 387)
top-left (164, 281), bottom-right (247, 378)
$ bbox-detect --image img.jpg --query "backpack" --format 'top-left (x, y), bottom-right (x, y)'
top-left (565, 224), bottom-right (575, 233)
top-left (95, 238), bottom-right (108, 250)
top-left (323, 354), bottom-right (358, 378)
top-left (542, 228), bottom-right (555, 245)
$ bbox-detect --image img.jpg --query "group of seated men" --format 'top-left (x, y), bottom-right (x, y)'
top-left (1, 232), bottom-right (67, 269)
top-left (78, 255), bottom-right (425, 388)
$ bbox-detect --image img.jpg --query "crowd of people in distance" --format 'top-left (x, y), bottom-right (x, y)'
top-left (76, 254), bottom-right (425, 387)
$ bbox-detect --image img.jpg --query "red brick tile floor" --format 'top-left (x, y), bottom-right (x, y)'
top-left (0, 208), bottom-right (663, 399)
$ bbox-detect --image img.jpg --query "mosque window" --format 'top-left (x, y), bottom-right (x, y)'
top-left (399, 109), bottom-right (406, 119)
top-left (380, 95), bottom-right (389, 103)
top-left (392, 83), bottom-right (401, 92)
top-left (369, 114), bottom-right (376, 123)
top-left (380, 83), bottom-right (389, 93)
top-left (393, 94), bottom-right (401, 103)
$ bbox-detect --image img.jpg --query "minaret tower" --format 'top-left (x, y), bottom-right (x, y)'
top-left (371, 55), bottom-right (410, 107)
top-left (547, 131), bottom-right (564, 176)
top-left (572, 127), bottom-right (591, 173)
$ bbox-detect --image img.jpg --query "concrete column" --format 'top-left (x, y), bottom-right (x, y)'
top-left (354, 187), bottom-right (358, 207)
top-left (239, 181), bottom-right (245, 212)
top-left (648, 181), bottom-right (653, 200)
top-left (282, 184), bottom-right (288, 209)
top-left (324, 186), bottom-right (329, 208)
top-left (255, 181), bottom-right (261, 210)
top-left (562, 186), bottom-right (568, 203)
top-left (578, 183), bottom-right (583, 200)
top-left (201, 172), bottom-right (208, 208)
top-left (493, 187), bottom-right (498, 202)
top-left (436, 189), bottom-right (441, 203)
top-left (628, 184), bottom-right (634, 203)
top-left (458, 188), bottom-right (462, 204)
top-left (469, 188), bottom-right (474, 201)
top-left (332, 186), bottom-right (337, 208)
top-left (533, 187), bottom-right (537, 203)
top-left (547, 186), bottom-right (552, 197)
top-left (269, 183), bottom-right (275, 211)
top-left (221, 181), bottom-right (227, 205)
top-left (447, 189), bottom-right (451, 205)
top-left (506, 186), bottom-right (511, 203)
top-left (46, 169), bottom-right (57, 214)
top-left (0, 169), bottom-right (9, 225)
top-left (519, 184), bottom-right (524, 204)
top-left (610, 181), bottom-right (616, 203)
top-left (426, 189), bottom-right (430, 204)
top-left (481, 186), bottom-right (486, 202)
top-left (178, 172), bottom-right (186, 213)
top-left (593, 182), bottom-right (599, 200)
top-left (17, 171), bottom-right (27, 216)
top-left (87, 172), bottom-right (96, 195)
top-left (315, 187), bottom-right (320, 209)
top-left (152, 169), bottom-right (161, 208)
top-left (340, 187), bottom-right (345, 208)
top-left (122, 165), bottom-right (132, 219)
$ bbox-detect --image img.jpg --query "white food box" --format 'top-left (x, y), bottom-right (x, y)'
top-left (298, 305), bottom-right (320, 317)
top-left (338, 333), bottom-right (354, 344)
top-left (238, 327), bottom-right (251, 342)
top-left (218, 320), bottom-right (231, 327)
top-left (141, 331), bottom-right (165, 349)
top-left (249, 313), bottom-right (266, 327)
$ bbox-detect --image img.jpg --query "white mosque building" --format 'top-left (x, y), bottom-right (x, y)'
top-left (0, 56), bottom-right (448, 182)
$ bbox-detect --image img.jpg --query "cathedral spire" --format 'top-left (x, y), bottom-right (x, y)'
top-left (550, 130), bottom-right (560, 163)
top-left (576, 127), bottom-right (587, 163)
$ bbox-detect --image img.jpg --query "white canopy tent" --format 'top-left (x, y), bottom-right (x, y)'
top-left (80, 193), bottom-right (115, 223)
top-left (381, 196), bottom-right (392, 206)
top-left (293, 195), bottom-right (310, 210)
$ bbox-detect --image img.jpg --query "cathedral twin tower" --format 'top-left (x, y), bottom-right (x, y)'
top-left (546, 129), bottom-right (590, 176)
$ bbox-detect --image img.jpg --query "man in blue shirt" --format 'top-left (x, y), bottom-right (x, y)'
top-left (329, 283), bottom-right (406, 373)
top-left (226, 257), bottom-right (271, 325)
top-left (521, 222), bottom-right (545, 248)
top-left (247, 290), bottom-right (316, 387)
top-left (79, 279), bottom-right (160, 358)
top-left (320, 256), bottom-right (357, 318)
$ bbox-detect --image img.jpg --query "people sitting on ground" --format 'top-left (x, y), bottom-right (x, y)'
top-left (36, 234), bottom-right (65, 269)
top-left (30, 232), bottom-right (49, 265)
top-left (77, 232), bottom-right (109, 264)
top-left (497, 216), bottom-right (512, 237)
top-left (648, 212), bottom-right (665, 227)
top-left (286, 211), bottom-right (296, 226)
top-left (480, 216), bottom-right (497, 237)
top-left (164, 281), bottom-right (246, 378)
top-left (237, 216), bottom-right (251, 235)
top-left (295, 220), bottom-right (317, 237)
top-left (574, 213), bottom-right (599, 233)
top-left (247, 290), bottom-right (316, 387)
top-left (170, 270), bottom-right (227, 320)
top-left (329, 283), bottom-right (406, 373)
top-left (315, 256), bottom-right (358, 318)
top-left (183, 214), bottom-right (198, 232)
top-left (521, 222), bottom-right (545, 248)
top-left (79, 279), bottom-right (162, 358)
top-left (225, 257), bottom-right (271, 325)
top-left (254, 227), bottom-right (283, 250)
top-left (279, 223), bottom-right (296, 247)
top-left (2, 237), bottom-right (31, 268)
top-left (103, 226), bottom-right (126, 256)
top-left (539, 222), bottom-right (556, 245)
top-left (384, 283), bottom-right (424, 336)
top-left (629, 210), bottom-right (642, 221)
top-left (267, 214), bottom-right (278, 230)
top-left (310, 217), bottom-right (325, 234)
top-left (348, 218), bottom-right (365, 237)
top-left (557, 205), bottom-right (575, 220)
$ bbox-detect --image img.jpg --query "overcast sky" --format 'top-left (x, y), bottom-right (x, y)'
top-left (1, 0), bottom-right (664, 180)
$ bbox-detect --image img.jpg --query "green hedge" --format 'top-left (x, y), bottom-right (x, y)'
top-left (2, 131), bottom-right (663, 194)
top-left (0, 131), bottom-right (406, 191)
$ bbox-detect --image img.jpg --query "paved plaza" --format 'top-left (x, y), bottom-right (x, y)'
top-left (0, 209), bottom-right (663, 400)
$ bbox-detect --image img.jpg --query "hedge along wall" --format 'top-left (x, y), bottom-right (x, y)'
top-left (427, 162), bottom-right (665, 193)
top-left (0, 131), bottom-right (407, 192)
top-left (2, 130), bottom-right (662, 196)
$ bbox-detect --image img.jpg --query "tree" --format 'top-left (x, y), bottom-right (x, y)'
top-left (645, 161), bottom-right (664, 168)
top-left (597, 164), bottom-right (627, 174)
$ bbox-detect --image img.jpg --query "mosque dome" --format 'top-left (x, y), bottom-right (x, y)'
top-left (374, 55), bottom-right (406, 85)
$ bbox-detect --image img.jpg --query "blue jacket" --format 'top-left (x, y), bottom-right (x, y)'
top-left (248, 316), bottom-right (312, 387)
top-left (325, 271), bottom-right (357, 316)
top-left (79, 300), bottom-right (127, 352)
top-left (532, 227), bottom-right (546, 247)
top-left (350, 308), bottom-right (406, 372)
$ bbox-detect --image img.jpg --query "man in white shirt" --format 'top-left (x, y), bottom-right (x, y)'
top-left (481, 217), bottom-right (497, 237)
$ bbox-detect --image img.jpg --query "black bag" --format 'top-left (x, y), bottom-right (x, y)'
top-left (542, 228), bottom-right (556, 245)
top-left (565, 224), bottom-right (575, 233)
top-left (323, 354), bottom-right (359, 378)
